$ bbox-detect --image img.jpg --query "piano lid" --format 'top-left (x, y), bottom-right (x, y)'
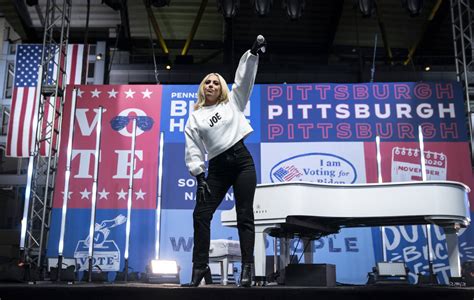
top-left (256, 180), bottom-right (471, 193)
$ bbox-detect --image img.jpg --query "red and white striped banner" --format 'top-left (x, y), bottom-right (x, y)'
top-left (6, 44), bottom-right (86, 157)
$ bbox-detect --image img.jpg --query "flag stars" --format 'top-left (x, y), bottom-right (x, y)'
top-left (80, 188), bottom-right (91, 200)
top-left (135, 189), bottom-right (146, 200)
top-left (117, 188), bottom-right (127, 200)
top-left (107, 88), bottom-right (118, 98)
top-left (76, 88), bottom-right (84, 98)
top-left (125, 89), bottom-right (135, 99)
top-left (61, 191), bottom-right (73, 200)
top-left (98, 188), bottom-right (109, 200)
top-left (91, 88), bottom-right (101, 98)
top-left (141, 89), bottom-right (153, 99)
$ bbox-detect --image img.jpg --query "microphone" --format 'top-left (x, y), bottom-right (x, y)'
top-left (256, 35), bottom-right (266, 53)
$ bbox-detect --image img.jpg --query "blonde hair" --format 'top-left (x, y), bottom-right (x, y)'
top-left (194, 73), bottom-right (230, 110)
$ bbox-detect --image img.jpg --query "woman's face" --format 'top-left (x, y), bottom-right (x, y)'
top-left (204, 74), bottom-right (221, 105)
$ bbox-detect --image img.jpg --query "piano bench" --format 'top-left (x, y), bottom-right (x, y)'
top-left (209, 239), bottom-right (241, 285)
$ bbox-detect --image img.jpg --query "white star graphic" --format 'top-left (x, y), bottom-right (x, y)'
top-left (91, 88), bottom-right (101, 98)
top-left (80, 188), bottom-right (91, 200)
top-left (117, 188), bottom-right (127, 200)
top-left (135, 189), bottom-right (146, 200)
top-left (141, 89), bottom-right (152, 99)
top-left (76, 88), bottom-right (84, 98)
top-left (124, 89), bottom-right (135, 99)
top-left (61, 191), bottom-right (73, 200)
top-left (107, 89), bottom-right (118, 98)
top-left (98, 188), bottom-right (109, 200)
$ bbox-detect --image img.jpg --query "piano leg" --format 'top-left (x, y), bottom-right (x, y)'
top-left (444, 227), bottom-right (461, 278)
top-left (280, 237), bottom-right (290, 269)
top-left (303, 238), bottom-right (314, 264)
top-left (254, 225), bottom-right (269, 285)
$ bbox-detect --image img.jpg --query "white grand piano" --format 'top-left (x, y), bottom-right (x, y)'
top-left (221, 180), bottom-right (471, 283)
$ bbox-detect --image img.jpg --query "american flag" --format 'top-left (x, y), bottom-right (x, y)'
top-left (273, 165), bottom-right (302, 182)
top-left (6, 44), bottom-right (85, 157)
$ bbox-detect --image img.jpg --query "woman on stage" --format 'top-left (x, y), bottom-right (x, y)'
top-left (182, 36), bottom-right (266, 287)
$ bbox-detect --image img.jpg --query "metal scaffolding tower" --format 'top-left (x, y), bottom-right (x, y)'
top-left (451, 0), bottom-right (474, 161)
top-left (19, 0), bottom-right (72, 277)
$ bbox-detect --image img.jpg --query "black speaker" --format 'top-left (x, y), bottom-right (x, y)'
top-left (82, 270), bottom-right (108, 282)
top-left (0, 261), bottom-right (25, 282)
top-left (50, 265), bottom-right (76, 282)
top-left (284, 264), bottom-right (336, 287)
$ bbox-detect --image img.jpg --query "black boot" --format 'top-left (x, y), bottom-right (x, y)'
top-left (240, 263), bottom-right (253, 287)
top-left (181, 264), bottom-right (212, 287)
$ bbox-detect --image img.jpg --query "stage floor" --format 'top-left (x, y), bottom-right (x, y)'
top-left (1, 282), bottom-right (474, 300)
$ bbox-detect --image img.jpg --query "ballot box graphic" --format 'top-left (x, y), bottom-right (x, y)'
top-left (391, 147), bottom-right (447, 182)
top-left (73, 215), bottom-right (126, 271)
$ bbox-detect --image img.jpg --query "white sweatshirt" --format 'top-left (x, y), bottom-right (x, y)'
top-left (184, 50), bottom-right (259, 176)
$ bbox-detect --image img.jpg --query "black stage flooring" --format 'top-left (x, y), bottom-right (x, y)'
top-left (1, 282), bottom-right (474, 300)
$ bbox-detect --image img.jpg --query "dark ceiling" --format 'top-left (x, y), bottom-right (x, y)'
top-left (0, 0), bottom-right (456, 83)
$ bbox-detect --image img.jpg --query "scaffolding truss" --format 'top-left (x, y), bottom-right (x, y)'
top-left (20, 0), bottom-right (72, 276)
top-left (451, 0), bottom-right (474, 162)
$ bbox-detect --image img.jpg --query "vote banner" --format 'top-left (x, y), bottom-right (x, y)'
top-left (160, 85), bottom-right (261, 143)
top-left (52, 85), bottom-right (163, 210)
top-left (261, 82), bottom-right (466, 142)
top-left (47, 209), bottom-right (156, 274)
top-left (42, 81), bottom-right (473, 285)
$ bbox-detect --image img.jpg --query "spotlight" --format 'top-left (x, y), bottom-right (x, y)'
top-left (159, 55), bottom-right (172, 70)
top-left (102, 0), bottom-right (123, 11)
top-left (150, 0), bottom-right (170, 7)
top-left (96, 53), bottom-right (103, 61)
top-left (252, 0), bottom-right (273, 17)
top-left (358, 0), bottom-right (375, 18)
top-left (26, 0), bottom-right (38, 6)
top-left (216, 0), bottom-right (240, 18)
top-left (402, 0), bottom-right (423, 17)
top-left (282, 0), bottom-right (305, 20)
top-left (424, 65), bottom-right (430, 71)
top-left (147, 260), bottom-right (180, 283)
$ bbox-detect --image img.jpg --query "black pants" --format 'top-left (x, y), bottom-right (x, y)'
top-left (192, 140), bottom-right (256, 264)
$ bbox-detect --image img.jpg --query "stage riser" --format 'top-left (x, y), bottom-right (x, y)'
top-left (0, 284), bottom-right (473, 300)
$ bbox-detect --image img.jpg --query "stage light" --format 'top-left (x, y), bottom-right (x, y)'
top-left (102, 0), bottom-right (123, 11)
top-left (253, 0), bottom-right (273, 16)
top-left (402, 0), bottom-right (423, 17)
top-left (26, 0), bottom-right (38, 6)
top-left (282, 0), bottom-right (305, 20)
top-left (166, 64), bottom-right (171, 70)
top-left (358, 0), bottom-right (375, 18)
top-left (147, 260), bottom-right (180, 283)
top-left (217, 0), bottom-right (240, 18)
top-left (367, 262), bottom-right (409, 284)
top-left (96, 53), bottom-right (103, 61)
top-left (150, 0), bottom-right (170, 7)
top-left (424, 65), bottom-right (430, 71)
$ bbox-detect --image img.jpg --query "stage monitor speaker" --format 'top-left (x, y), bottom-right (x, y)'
top-left (0, 260), bottom-right (25, 282)
top-left (47, 257), bottom-right (77, 272)
top-left (284, 264), bottom-right (336, 287)
top-left (48, 257), bottom-right (77, 282)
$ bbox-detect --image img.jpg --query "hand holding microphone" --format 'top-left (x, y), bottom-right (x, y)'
top-left (196, 173), bottom-right (211, 203)
top-left (251, 35), bottom-right (267, 55)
